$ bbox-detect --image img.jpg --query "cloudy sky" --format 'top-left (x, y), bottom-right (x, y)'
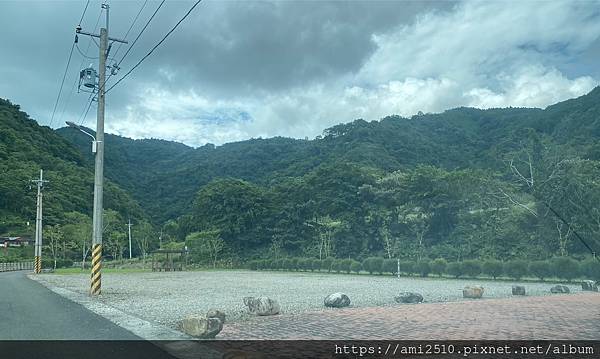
top-left (1, 0), bottom-right (599, 147)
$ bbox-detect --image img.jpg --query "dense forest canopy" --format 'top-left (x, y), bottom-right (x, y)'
top-left (2, 87), bottom-right (600, 264)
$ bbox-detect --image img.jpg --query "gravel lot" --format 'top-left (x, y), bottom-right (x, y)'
top-left (36, 270), bottom-right (581, 329)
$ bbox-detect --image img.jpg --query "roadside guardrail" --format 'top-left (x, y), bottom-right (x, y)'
top-left (0, 261), bottom-right (34, 272)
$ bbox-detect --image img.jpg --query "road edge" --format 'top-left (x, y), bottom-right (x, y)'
top-left (27, 274), bottom-right (225, 359)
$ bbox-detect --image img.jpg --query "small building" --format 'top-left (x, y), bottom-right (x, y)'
top-left (1, 237), bottom-right (32, 247)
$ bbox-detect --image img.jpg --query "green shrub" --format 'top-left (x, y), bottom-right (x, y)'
top-left (383, 258), bottom-right (397, 275)
top-left (372, 257), bottom-right (385, 274)
top-left (482, 259), bottom-right (504, 279)
top-left (350, 260), bottom-right (362, 274)
top-left (297, 258), bottom-right (309, 271)
top-left (581, 259), bottom-right (600, 280)
top-left (362, 257), bottom-right (375, 274)
top-left (248, 260), bottom-right (258, 270)
top-left (322, 257), bottom-right (334, 272)
top-left (282, 258), bottom-right (293, 271)
top-left (504, 260), bottom-right (528, 280)
top-left (529, 260), bottom-right (552, 281)
top-left (310, 258), bottom-right (321, 272)
top-left (461, 260), bottom-right (482, 278)
top-left (430, 258), bottom-right (447, 277)
top-left (551, 257), bottom-right (580, 281)
top-left (291, 258), bottom-right (300, 271)
top-left (399, 260), bottom-right (415, 275)
top-left (446, 262), bottom-right (463, 278)
top-left (332, 258), bottom-right (344, 273)
top-left (415, 260), bottom-right (431, 277)
top-left (340, 258), bottom-right (352, 273)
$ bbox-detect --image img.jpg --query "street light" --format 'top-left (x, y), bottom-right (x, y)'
top-left (65, 121), bottom-right (99, 153)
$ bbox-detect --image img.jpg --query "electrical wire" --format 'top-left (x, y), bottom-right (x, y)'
top-left (106, 0), bottom-right (202, 94)
top-left (111, 0), bottom-right (148, 60)
top-left (57, 6), bottom-right (104, 126)
top-left (48, 41), bottom-right (76, 128)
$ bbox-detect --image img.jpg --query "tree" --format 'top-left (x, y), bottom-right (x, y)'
top-left (398, 205), bottom-right (430, 260)
top-left (482, 259), bottom-right (504, 280)
top-left (185, 230), bottom-right (225, 268)
top-left (551, 257), bottom-right (580, 281)
top-left (44, 224), bottom-right (64, 269)
top-left (529, 260), bottom-right (552, 281)
top-left (446, 262), bottom-right (463, 278)
top-left (462, 260), bottom-right (482, 278)
top-left (504, 260), bottom-right (528, 280)
top-left (430, 258), bottom-right (447, 277)
top-left (134, 220), bottom-right (155, 260)
top-left (62, 212), bottom-right (91, 269)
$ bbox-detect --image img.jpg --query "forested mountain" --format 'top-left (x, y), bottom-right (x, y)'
top-left (0, 98), bottom-right (145, 239)
top-left (4, 88), bottom-right (600, 264)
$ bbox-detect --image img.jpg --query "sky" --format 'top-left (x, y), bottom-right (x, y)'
top-left (1, 0), bottom-right (599, 147)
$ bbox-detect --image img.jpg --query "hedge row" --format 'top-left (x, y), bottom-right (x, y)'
top-left (248, 257), bottom-right (600, 281)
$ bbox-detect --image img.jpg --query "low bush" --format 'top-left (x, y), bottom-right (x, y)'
top-left (322, 257), bottom-right (334, 272)
top-left (415, 260), bottom-right (431, 277)
top-left (350, 260), bottom-right (362, 274)
top-left (482, 259), bottom-right (503, 279)
top-left (462, 260), bottom-right (482, 278)
top-left (383, 258), bottom-right (397, 275)
top-left (529, 260), bottom-right (552, 281)
top-left (399, 260), bottom-right (415, 275)
top-left (551, 257), bottom-right (580, 281)
top-left (504, 260), bottom-right (528, 280)
top-left (581, 259), bottom-right (600, 280)
top-left (446, 262), bottom-right (463, 278)
top-left (430, 258), bottom-right (447, 277)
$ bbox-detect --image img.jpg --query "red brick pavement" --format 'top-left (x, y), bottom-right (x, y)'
top-left (219, 293), bottom-right (600, 340)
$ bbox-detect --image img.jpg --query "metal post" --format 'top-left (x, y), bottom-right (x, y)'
top-left (90, 25), bottom-right (107, 296)
top-left (397, 258), bottom-right (400, 279)
top-left (128, 218), bottom-right (132, 259)
top-left (32, 169), bottom-right (47, 274)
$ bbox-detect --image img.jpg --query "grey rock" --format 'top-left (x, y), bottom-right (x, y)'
top-left (550, 285), bottom-right (570, 294)
top-left (581, 280), bottom-right (598, 292)
top-left (463, 286), bottom-right (484, 299)
top-left (243, 296), bottom-right (280, 316)
top-left (179, 314), bottom-right (223, 338)
top-left (324, 292), bottom-right (351, 308)
top-left (394, 292), bottom-right (424, 303)
top-left (206, 308), bottom-right (226, 324)
top-left (512, 285), bottom-right (526, 296)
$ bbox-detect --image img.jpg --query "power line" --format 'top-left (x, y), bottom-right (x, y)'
top-left (78, 0), bottom-right (91, 25)
top-left (57, 6), bottom-right (104, 127)
top-left (106, 0), bottom-right (165, 87)
top-left (111, 0), bottom-right (149, 60)
top-left (48, 41), bottom-right (76, 128)
top-left (106, 0), bottom-right (202, 94)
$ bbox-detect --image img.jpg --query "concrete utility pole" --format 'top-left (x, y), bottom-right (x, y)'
top-left (127, 218), bottom-right (132, 259)
top-left (31, 169), bottom-right (48, 274)
top-left (76, 3), bottom-right (127, 295)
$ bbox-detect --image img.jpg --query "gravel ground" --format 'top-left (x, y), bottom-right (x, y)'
top-left (36, 270), bottom-right (581, 329)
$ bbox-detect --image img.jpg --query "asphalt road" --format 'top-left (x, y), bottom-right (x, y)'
top-left (0, 271), bottom-right (176, 359)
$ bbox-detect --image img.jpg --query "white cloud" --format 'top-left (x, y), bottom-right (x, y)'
top-left (107, 0), bottom-right (600, 146)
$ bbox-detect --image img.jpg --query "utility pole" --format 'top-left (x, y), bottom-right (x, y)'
top-left (31, 169), bottom-right (48, 274)
top-left (76, 4), bottom-right (127, 295)
top-left (127, 218), bottom-right (132, 259)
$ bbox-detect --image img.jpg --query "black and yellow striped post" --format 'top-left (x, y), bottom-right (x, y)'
top-left (90, 244), bottom-right (102, 295)
top-left (34, 256), bottom-right (41, 274)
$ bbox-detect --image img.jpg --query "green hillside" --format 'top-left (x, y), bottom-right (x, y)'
top-left (0, 98), bottom-right (145, 239)
top-left (53, 88), bottom-right (600, 262)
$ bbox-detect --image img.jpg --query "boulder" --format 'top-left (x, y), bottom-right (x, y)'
top-left (207, 308), bottom-right (226, 324)
top-left (394, 292), bottom-right (424, 304)
top-left (324, 293), bottom-right (351, 308)
top-left (512, 285), bottom-right (526, 296)
top-left (243, 296), bottom-right (280, 316)
top-left (463, 286), bottom-right (484, 299)
top-left (581, 280), bottom-right (598, 292)
top-left (550, 285), bottom-right (570, 294)
top-left (179, 314), bottom-right (223, 338)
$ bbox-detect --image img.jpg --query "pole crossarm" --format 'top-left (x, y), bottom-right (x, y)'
top-left (76, 29), bottom-right (128, 44)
